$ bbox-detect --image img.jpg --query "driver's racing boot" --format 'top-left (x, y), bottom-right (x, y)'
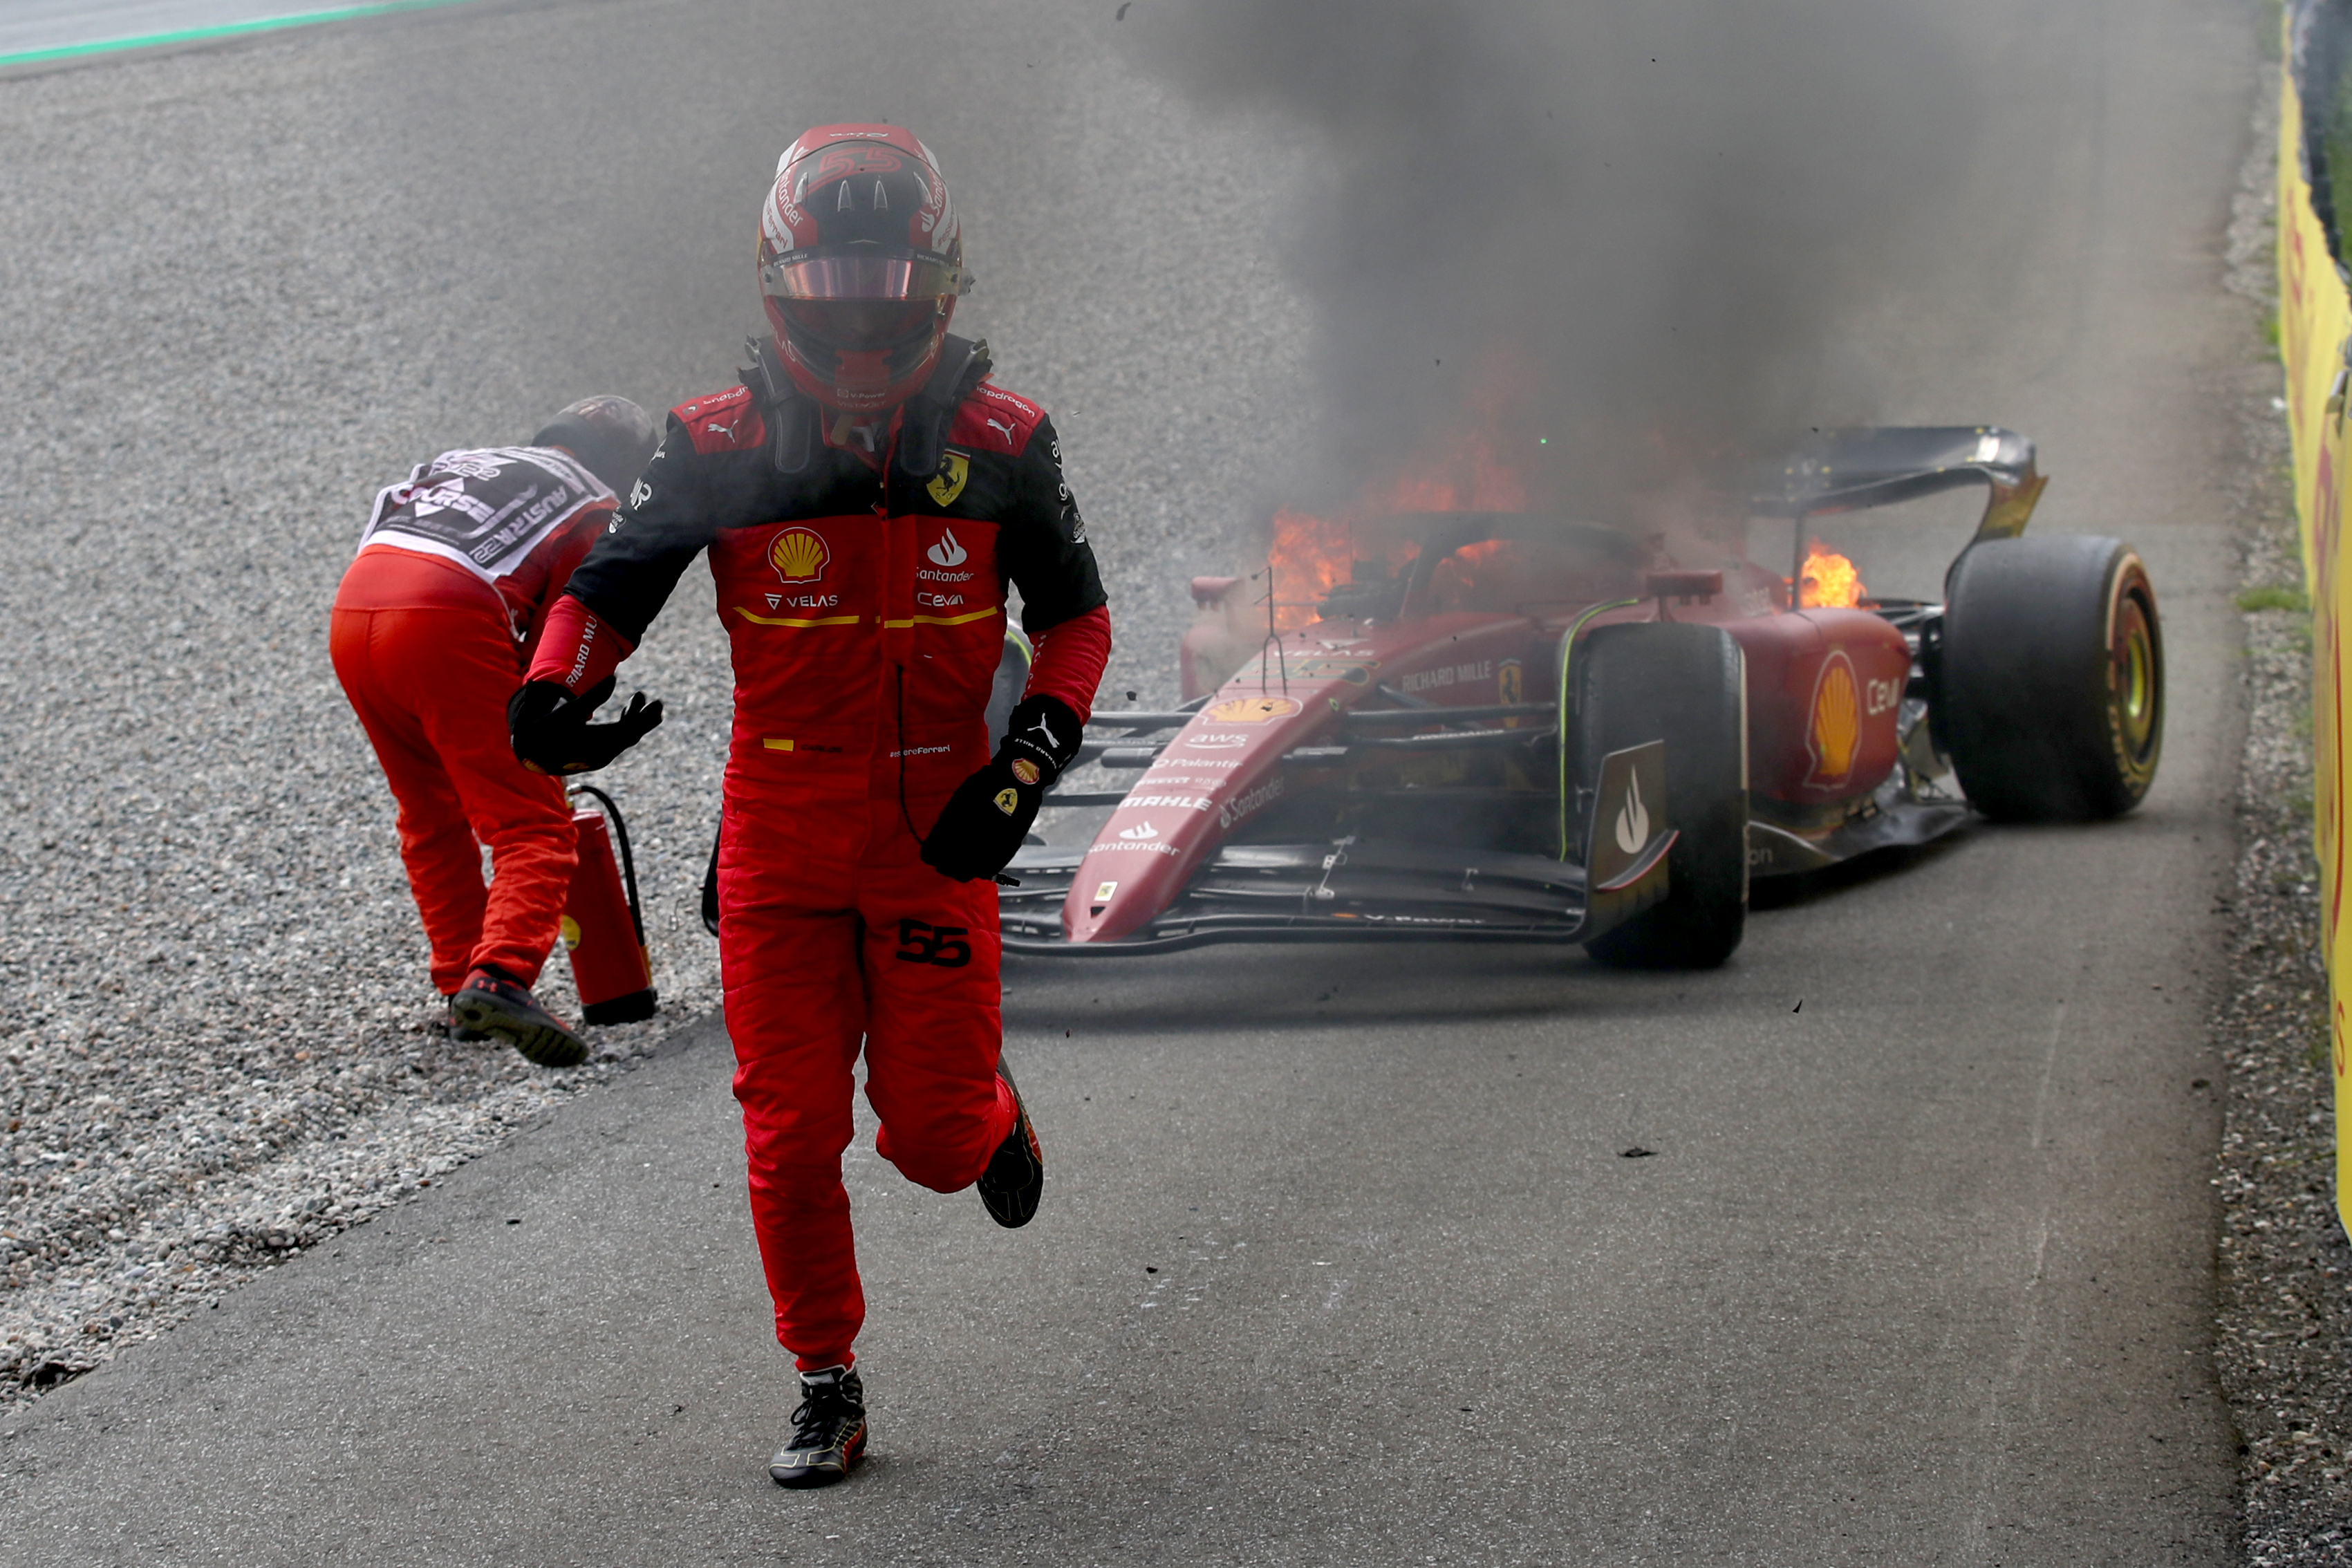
top-left (450, 967), bottom-right (588, 1067)
top-left (769, 1363), bottom-right (868, 1488)
top-left (976, 1058), bottom-right (1043, 1229)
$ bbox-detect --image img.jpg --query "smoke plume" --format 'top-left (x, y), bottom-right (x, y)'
top-left (1126, 0), bottom-right (1981, 512)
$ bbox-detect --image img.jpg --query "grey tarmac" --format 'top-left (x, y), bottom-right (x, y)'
top-left (0, 0), bottom-right (2265, 1562)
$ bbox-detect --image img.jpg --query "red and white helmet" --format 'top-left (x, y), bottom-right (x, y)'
top-left (758, 124), bottom-right (968, 413)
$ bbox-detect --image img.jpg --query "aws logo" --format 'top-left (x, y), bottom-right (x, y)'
top-left (770, 527), bottom-right (829, 584)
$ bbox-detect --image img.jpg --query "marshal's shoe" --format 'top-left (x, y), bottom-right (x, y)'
top-left (449, 968), bottom-right (587, 1067)
top-left (436, 999), bottom-right (490, 1043)
top-left (976, 1059), bottom-right (1043, 1229)
top-left (769, 1364), bottom-right (868, 1488)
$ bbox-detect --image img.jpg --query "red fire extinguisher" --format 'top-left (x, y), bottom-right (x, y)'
top-left (563, 785), bottom-right (657, 1025)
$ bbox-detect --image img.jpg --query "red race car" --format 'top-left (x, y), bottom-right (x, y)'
top-left (995, 425), bottom-right (2163, 966)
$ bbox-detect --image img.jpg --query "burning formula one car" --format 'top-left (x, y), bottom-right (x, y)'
top-left (997, 426), bottom-right (2163, 965)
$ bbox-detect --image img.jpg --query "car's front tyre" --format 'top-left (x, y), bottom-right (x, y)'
top-left (1576, 622), bottom-right (1749, 969)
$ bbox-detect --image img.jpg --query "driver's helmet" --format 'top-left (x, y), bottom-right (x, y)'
top-left (758, 124), bottom-right (967, 414)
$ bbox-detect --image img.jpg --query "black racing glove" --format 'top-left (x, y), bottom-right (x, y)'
top-left (507, 676), bottom-right (664, 776)
top-left (921, 694), bottom-right (1085, 882)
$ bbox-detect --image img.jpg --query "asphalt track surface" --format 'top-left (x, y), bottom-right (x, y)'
top-left (0, 0), bottom-right (2261, 1562)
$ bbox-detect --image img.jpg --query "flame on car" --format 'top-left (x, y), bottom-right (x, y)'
top-left (1263, 402), bottom-right (1531, 630)
top-left (1798, 540), bottom-right (1866, 609)
top-left (1265, 507), bottom-right (1356, 629)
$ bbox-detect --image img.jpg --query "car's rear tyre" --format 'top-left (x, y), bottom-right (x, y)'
top-left (1577, 623), bottom-right (1748, 969)
top-left (1939, 535), bottom-right (2162, 821)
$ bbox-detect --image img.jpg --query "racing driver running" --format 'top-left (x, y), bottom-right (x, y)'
top-left (507, 124), bottom-right (1110, 1488)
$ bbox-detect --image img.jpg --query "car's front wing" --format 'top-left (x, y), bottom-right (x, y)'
top-left (1000, 742), bottom-right (1677, 957)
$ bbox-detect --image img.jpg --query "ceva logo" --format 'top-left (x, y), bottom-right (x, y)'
top-left (927, 528), bottom-right (968, 568)
top-left (1118, 821), bottom-right (1159, 841)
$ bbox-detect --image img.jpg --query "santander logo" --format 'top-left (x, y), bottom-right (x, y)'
top-left (927, 528), bottom-right (968, 568)
top-left (1118, 821), bottom-right (1160, 841)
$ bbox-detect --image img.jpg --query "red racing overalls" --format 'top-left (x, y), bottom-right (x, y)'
top-left (529, 337), bottom-right (1110, 1369)
top-left (333, 447), bottom-right (613, 996)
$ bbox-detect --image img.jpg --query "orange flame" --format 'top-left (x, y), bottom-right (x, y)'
top-left (1365, 422), bottom-right (1529, 514)
top-left (1265, 507), bottom-right (1355, 628)
top-left (1262, 378), bottom-right (1534, 628)
top-left (1798, 540), bottom-right (1865, 609)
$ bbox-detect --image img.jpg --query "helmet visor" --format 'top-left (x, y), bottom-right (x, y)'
top-left (761, 253), bottom-right (961, 353)
top-left (762, 252), bottom-right (961, 301)
top-left (774, 296), bottom-right (941, 353)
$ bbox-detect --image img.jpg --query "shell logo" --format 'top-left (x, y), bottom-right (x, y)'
top-left (1204, 696), bottom-right (1303, 723)
top-left (559, 915), bottom-right (582, 952)
top-left (1807, 651), bottom-right (1860, 785)
top-left (769, 527), bottom-right (830, 584)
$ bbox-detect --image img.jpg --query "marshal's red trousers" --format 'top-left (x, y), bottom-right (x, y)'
top-left (330, 595), bottom-right (577, 996)
top-left (718, 736), bottom-right (1018, 1371)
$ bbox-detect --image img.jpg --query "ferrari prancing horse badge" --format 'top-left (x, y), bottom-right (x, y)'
top-left (928, 451), bottom-right (970, 507)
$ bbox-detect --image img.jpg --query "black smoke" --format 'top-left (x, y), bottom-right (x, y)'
top-left (1125, 0), bottom-right (1981, 512)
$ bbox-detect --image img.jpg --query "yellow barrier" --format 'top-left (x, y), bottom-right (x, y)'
top-left (2278, 51), bottom-right (2352, 1235)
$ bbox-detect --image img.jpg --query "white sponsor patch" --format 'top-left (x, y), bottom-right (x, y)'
top-left (1217, 776), bottom-right (1285, 830)
top-left (1399, 659), bottom-right (1495, 696)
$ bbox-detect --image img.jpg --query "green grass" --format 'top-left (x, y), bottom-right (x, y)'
top-left (2266, 310), bottom-right (2284, 355)
top-left (2239, 584), bottom-right (2312, 613)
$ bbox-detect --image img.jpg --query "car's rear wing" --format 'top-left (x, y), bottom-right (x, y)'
top-left (1744, 425), bottom-right (2047, 545)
